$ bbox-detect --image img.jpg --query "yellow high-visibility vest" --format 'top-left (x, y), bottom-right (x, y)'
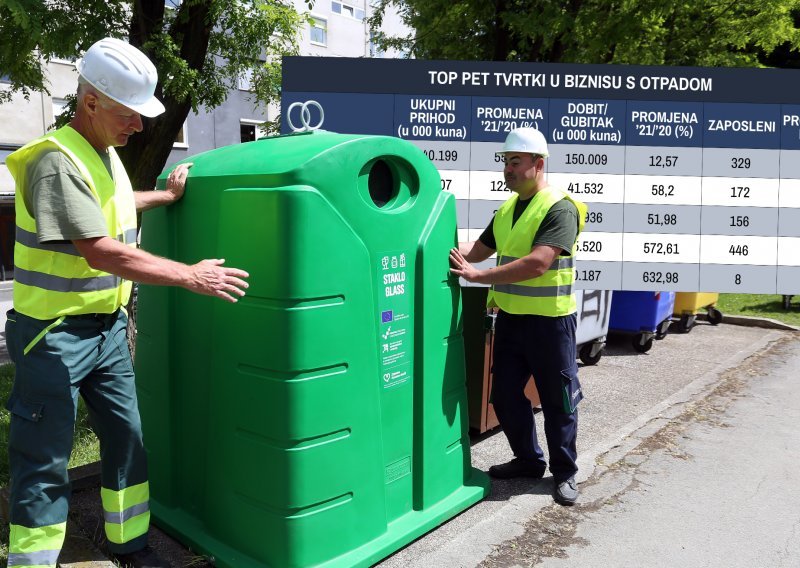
top-left (487, 186), bottom-right (587, 316)
top-left (7, 126), bottom-right (137, 319)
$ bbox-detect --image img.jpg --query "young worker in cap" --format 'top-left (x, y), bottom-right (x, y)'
top-left (4, 37), bottom-right (249, 568)
top-left (449, 127), bottom-right (587, 506)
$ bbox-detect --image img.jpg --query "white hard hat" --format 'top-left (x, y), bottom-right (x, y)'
top-left (499, 127), bottom-right (549, 157)
top-left (77, 37), bottom-right (165, 117)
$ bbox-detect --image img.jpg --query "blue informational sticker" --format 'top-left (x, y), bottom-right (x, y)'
top-left (377, 251), bottom-right (412, 389)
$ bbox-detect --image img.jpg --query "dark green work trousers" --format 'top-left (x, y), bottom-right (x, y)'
top-left (4, 308), bottom-right (148, 554)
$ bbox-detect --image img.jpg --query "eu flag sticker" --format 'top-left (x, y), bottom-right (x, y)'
top-left (381, 310), bottom-right (393, 323)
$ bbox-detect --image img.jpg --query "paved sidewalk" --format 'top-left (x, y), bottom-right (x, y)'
top-left (492, 333), bottom-right (800, 568)
top-left (378, 322), bottom-right (794, 567)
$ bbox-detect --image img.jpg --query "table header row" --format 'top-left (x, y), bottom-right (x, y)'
top-left (282, 91), bottom-right (800, 149)
top-left (284, 57), bottom-right (800, 105)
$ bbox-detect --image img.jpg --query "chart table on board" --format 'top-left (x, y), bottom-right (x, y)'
top-left (282, 57), bottom-right (800, 293)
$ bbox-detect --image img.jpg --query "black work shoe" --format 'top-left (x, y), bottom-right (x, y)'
top-left (488, 458), bottom-right (546, 479)
top-left (113, 546), bottom-right (170, 568)
top-left (554, 476), bottom-right (579, 506)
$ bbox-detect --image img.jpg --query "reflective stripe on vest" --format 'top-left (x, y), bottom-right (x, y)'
top-left (493, 283), bottom-right (574, 297)
top-left (487, 186), bottom-right (587, 316)
top-left (15, 226), bottom-right (138, 257)
top-left (14, 267), bottom-right (122, 293)
top-left (497, 255), bottom-right (575, 271)
top-left (101, 482), bottom-right (150, 545)
top-left (7, 522), bottom-right (66, 567)
top-left (6, 126), bottom-right (137, 319)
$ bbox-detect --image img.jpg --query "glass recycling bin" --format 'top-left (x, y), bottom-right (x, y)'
top-left (135, 131), bottom-right (489, 567)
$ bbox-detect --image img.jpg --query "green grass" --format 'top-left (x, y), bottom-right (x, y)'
top-left (1, 362), bottom-right (100, 563)
top-left (715, 293), bottom-right (800, 327)
top-left (0, 363), bottom-right (100, 488)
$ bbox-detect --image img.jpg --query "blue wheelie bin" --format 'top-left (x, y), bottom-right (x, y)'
top-left (608, 291), bottom-right (676, 353)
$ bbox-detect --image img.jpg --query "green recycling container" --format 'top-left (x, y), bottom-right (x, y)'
top-left (134, 131), bottom-right (489, 567)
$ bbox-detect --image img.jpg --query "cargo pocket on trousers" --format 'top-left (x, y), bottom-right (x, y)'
top-left (7, 397), bottom-right (45, 423)
top-left (560, 369), bottom-right (583, 414)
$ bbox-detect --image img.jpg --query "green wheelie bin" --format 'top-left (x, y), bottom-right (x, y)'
top-left (134, 130), bottom-right (489, 567)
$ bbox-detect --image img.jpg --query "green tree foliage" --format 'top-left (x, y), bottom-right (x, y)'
top-left (369, 0), bottom-right (800, 67)
top-left (0, 0), bottom-right (311, 188)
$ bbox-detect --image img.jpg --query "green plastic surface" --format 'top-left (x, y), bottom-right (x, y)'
top-left (135, 131), bottom-right (489, 567)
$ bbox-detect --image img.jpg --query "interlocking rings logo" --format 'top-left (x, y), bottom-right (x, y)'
top-left (286, 100), bottom-right (325, 132)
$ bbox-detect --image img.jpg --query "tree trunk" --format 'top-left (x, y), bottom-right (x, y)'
top-left (118, 1), bottom-right (216, 353)
top-left (117, 0), bottom-right (214, 190)
top-left (492, 0), bottom-right (510, 61)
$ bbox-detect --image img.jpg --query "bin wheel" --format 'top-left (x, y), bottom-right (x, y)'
top-left (632, 333), bottom-right (654, 353)
top-left (579, 343), bottom-right (603, 366)
top-left (706, 307), bottom-right (723, 326)
top-left (655, 318), bottom-right (671, 340)
top-left (678, 314), bottom-right (695, 334)
top-left (783, 295), bottom-right (792, 310)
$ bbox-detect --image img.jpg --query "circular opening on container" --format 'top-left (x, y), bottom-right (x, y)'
top-left (368, 159), bottom-right (394, 208)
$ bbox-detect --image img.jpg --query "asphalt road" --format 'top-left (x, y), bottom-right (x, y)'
top-left (526, 333), bottom-right (800, 568)
top-left (378, 320), bottom-right (799, 568)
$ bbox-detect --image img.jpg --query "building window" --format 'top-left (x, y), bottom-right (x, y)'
top-left (310, 16), bottom-right (327, 46)
top-left (174, 121), bottom-right (188, 148)
top-left (369, 32), bottom-right (384, 58)
top-left (238, 68), bottom-right (254, 91)
top-left (52, 98), bottom-right (68, 119)
top-left (240, 120), bottom-right (265, 143)
top-left (51, 55), bottom-right (77, 66)
top-left (332, 1), bottom-right (365, 20)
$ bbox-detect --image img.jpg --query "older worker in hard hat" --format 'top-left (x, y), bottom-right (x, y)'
top-left (4, 37), bottom-right (248, 568)
top-left (449, 128), bottom-right (587, 506)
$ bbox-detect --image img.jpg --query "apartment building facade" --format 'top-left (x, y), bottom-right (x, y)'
top-left (0, 0), bottom-right (408, 278)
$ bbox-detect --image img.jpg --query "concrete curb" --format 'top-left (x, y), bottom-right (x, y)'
top-left (714, 313), bottom-right (800, 332)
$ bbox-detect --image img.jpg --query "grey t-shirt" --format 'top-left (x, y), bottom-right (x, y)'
top-left (25, 148), bottom-right (111, 243)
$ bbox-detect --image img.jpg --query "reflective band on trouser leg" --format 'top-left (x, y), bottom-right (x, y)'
top-left (101, 482), bottom-right (150, 544)
top-left (7, 522), bottom-right (66, 567)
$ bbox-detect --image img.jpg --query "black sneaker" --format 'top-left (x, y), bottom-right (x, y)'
top-left (554, 476), bottom-right (579, 506)
top-left (113, 546), bottom-right (170, 568)
top-left (488, 458), bottom-right (546, 479)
